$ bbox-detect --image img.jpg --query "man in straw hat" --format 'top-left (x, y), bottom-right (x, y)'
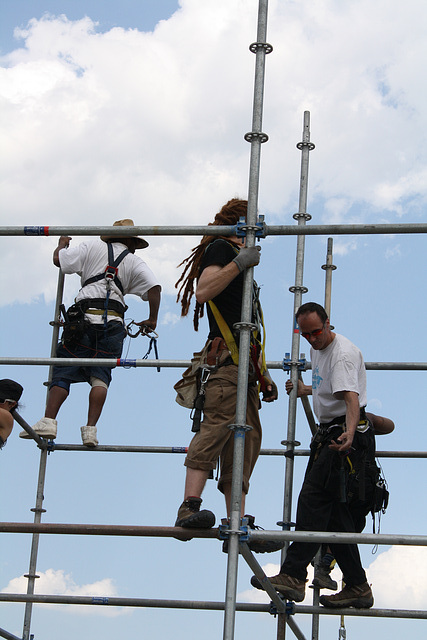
top-left (0, 378), bottom-right (23, 450)
top-left (21, 220), bottom-right (161, 446)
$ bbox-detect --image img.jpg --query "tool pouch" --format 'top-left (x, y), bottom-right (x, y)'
top-left (62, 303), bottom-right (88, 344)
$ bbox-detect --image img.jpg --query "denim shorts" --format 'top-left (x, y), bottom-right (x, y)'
top-left (51, 321), bottom-right (126, 392)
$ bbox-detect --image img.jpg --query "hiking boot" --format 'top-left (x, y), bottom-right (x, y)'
top-left (319, 582), bottom-right (374, 609)
top-left (19, 417), bottom-right (57, 440)
top-left (312, 563), bottom-right (338, 591)
top-left (222, 515), bottom-right (285, 554)
top-left (81, 426), bottom-right (98, 447)
top-left (175, 497), bottom-right (215, 529)
top-left (251, 572), bottom-right (306, 602)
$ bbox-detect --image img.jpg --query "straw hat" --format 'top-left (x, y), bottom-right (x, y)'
top-left (101, 219), bottom-right (148, 249)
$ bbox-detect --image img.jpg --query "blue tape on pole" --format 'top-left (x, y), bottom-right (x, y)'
top-left (117, 359), bottom-right (137, 368)
top-left (24, 226), bottom-right (49, 236)
top-left (92, 597), bottom-right (109, 605)
top-left (172, 447), bottom-right (188, 453)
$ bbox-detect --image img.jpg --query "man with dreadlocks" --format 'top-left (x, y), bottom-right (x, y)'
top-left (174, 198), bottom-right (282, 553)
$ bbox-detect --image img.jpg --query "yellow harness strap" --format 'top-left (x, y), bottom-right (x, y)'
top-left (207, 300), bottom-right (239, 365)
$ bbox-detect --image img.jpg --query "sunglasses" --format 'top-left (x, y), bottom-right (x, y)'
top-left (300, 324), bottom-right (325, 340)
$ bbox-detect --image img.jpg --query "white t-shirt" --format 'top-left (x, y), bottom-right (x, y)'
top-left (59, 239), bottom-right (160, 324)
top-left (311, 333), bottom-right (367, 423)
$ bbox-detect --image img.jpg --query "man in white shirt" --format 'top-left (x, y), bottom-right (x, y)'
top-left (251, 302), bottom-right (374, 609)
top-left (21, 220), bottom-right (161, 446)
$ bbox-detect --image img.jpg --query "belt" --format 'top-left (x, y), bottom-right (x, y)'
top-left (319, 407), bottom-right (366, 430)
top-left (85, 309), bottom-right (124, 318)
top-left (79, 298), bottom-right (127, 317)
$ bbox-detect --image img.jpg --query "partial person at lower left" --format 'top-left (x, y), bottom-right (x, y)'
top-left (0, 378), bottom-right (24, 450)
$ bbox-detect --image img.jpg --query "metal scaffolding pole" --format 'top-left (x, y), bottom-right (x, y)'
top-left (3, 357), bottom-right (427, 370)
top-left (0, 628), bottom-right (22, 640)
top-left (2, 593), bottom-right (427, 621)
top-left (277, 110), bottom-right (314, 640)
top-left (21, 269), bottom-right (64, 640)
top-left (223, 2), bottom-right (271, 638)
top-left (322, 238), bottom-right (336, 320)
top-left (3, 221), bottom-right (427, 237)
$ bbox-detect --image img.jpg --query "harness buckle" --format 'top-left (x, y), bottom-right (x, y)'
top-left (105, 265), bottom-right (118, 280)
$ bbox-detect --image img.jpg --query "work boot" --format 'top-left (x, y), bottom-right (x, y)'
top-left (19, 417), bottom-right (57, 440)
top-left (319, 582), bottom-right (374, 609)
top-left (312, 563), bottom-right (338, 591)
top-left (222, 515), bottom-right (285, 554)
top-left (251, 572), bottom-right (306, 602)
top-left (175, 497), bottom-right (216, 529)
top-left (81, 426), bottom-right (98, 447)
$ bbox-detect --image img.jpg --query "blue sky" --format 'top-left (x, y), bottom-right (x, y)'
top-left (1, 1), bottom-right (427, 639)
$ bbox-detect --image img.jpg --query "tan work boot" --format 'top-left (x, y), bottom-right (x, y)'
top-left (251, 572), bottom-right (306, 602)
top-left (175, 497), bottom-right (215, 528)
top-left (319, 582), bottom-right (374, 608)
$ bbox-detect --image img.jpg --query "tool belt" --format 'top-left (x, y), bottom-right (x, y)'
top-left (312, 407), bottom-right (370, 504)
top-left (206, 337), bottom-right (234, 367)
top-left (78, 298), bottom-right (127, 318)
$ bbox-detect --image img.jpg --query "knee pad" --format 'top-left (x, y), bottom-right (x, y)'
top-left (90, 377), bottom-right (108, 390)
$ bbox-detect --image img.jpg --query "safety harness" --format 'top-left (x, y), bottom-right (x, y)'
top-left (188, 240), bottom-right (269, 433)
top-left (81, 242), bottom-right (129, 327)
top-left (205, 240), bottom-right (268, 392)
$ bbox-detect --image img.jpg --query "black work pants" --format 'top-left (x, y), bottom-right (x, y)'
top-left (281, 428), bottom-right (367, 587)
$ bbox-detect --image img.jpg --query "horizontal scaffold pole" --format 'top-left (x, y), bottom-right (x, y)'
top-left (1, 357), bottom-right (427, 371)
top-left (34, 444), bottom-right (427, 459)
top-left (3, 222), bottom-right (427, 237)
top-left (1, 523), bottom-right (426, 547)
top-left (0, 594), bottom-right (425, 620)
top-left (0, 593), bottom-right (268, 612)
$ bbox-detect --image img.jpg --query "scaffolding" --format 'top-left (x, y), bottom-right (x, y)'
top-left (1, 1), bottom-right (427, 639)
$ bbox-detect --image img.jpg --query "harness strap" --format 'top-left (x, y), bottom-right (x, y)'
top-left (207, 300), bottom-right (239, 365)
top-left (82, 243), bottom-right (129, 294)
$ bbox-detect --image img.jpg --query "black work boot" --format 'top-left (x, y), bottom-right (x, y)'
top-left (175, 497), bottom-right (216, 529)
top-left (312, 563), bottom-right (338, 591)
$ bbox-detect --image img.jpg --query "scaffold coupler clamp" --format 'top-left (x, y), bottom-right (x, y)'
top-left (234, 215), bottom-right (266, 240)
top-left (276, 520), bottom-right (296, 531)
top-left (46, 439), bottom-right (55, 454)
top-left (282, 352), bottom-right (307, 372)
top-left (218, 516), bottom-right (250, 543)
top-left (269, 599), bottom-right (295, 618)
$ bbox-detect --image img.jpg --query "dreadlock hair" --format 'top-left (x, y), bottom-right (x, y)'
top-left (175, 198), bottom-right (248, 331)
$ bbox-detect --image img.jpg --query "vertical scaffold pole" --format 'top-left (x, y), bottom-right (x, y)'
top-left (223, 1), bottom-right (271, 639)
top-left (22, 269), bottom-right (65, 640)
top-left (322, 237), bottom-right (336, 321)
top-left (277, 111), bottom-right (315, 640)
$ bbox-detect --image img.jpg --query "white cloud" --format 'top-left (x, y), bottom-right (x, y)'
top-left (1, 568), bottom-right (128, 617)
top-left (1, 0), bottom-right (427, 305)
top-left (384, 244), bottom-right (402, 260)
top-left (161, 311), bottom-right (180, 326)
top-left (366, 546), bottom-right (427, 609)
